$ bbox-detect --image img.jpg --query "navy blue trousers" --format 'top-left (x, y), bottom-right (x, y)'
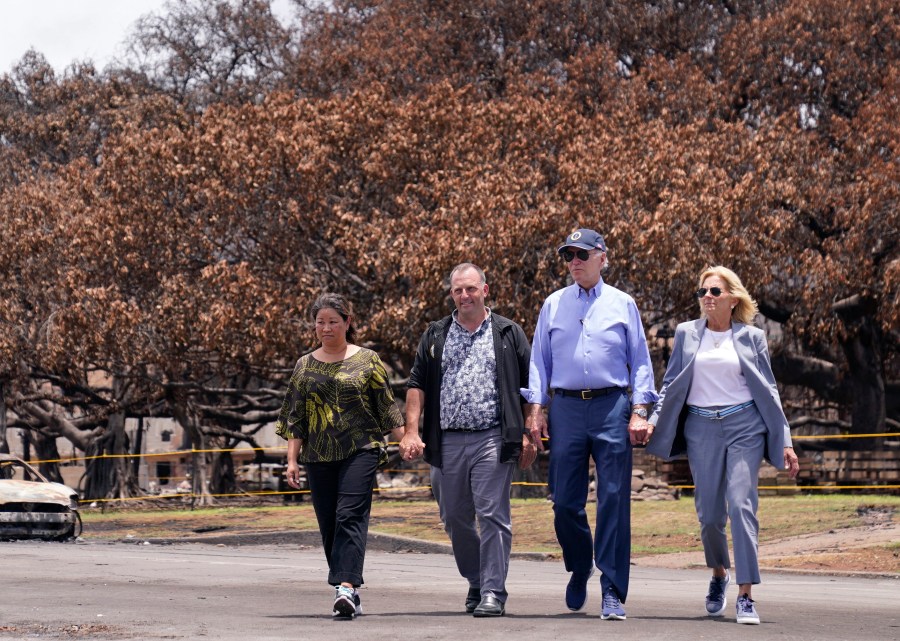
top-left (548, 389), bottom-right (633, 600)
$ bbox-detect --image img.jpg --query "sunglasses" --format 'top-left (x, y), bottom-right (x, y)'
top-left (696, 287), bottom-right (724, 298)
top-left (562, 249), bottom-right (592, 262)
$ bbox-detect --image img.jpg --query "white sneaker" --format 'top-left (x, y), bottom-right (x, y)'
top-left (736, 593), bottom-right (760, 625)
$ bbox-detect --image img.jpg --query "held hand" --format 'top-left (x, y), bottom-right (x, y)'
top-left (519, 433), bottom-right (538, 470)
top-left (628, 416), bottom-right (653, 446)
top-left (784, 447), bottom-right (800, 479)
top-left (525, 408), bottom-right (548, 451)
top-left (399, 431), bottom-right (425, 461)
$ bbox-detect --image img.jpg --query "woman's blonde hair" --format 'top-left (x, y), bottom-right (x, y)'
top-left (697, 266), bottom-right (758, 325)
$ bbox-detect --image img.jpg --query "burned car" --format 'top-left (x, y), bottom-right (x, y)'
top-left (236, 462), bottom-right (307, 502)
top-left (0, 454), bottom-right (81, 541)
top-left (236, 462), bottom-right (289, 492)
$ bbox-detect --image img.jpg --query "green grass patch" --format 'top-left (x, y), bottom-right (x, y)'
top-left (79, 494), bottom-right (898, 557)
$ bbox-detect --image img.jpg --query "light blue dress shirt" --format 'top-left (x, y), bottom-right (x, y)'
top-left (522, 278), bottom-right (659, 407)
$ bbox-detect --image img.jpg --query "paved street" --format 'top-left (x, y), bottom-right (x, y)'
top-left (3, 540), bottom-right (898, 640)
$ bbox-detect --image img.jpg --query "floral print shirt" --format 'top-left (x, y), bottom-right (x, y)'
top-left (439, 313), bottom-right (501, 431)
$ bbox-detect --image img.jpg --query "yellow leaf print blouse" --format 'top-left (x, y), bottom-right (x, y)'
top-left (275, 348), bottom-right (404, 463)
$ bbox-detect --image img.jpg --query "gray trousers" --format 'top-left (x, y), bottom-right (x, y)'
top-left (684, 405), bottom-right (767, 585)
top-left (430, 428), bottom-right (515, 602)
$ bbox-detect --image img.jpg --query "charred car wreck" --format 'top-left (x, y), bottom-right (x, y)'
top-left (0, 454), bottom-right (81, 540)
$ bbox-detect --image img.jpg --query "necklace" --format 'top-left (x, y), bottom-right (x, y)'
top-left (709, 329), bottom-right (729, 348)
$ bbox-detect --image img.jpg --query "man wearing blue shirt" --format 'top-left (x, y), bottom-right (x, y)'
top-left (522, 229), bottom-right (658, 620)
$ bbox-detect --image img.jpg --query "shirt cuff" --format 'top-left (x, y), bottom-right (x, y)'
top-left (631, 391), bottom-right (660, 405)
top-left (520, 388), bottom-right (549, 406)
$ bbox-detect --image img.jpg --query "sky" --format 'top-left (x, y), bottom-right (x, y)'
top-left (0, 0), bottom-right (171, 74)
top-left (0, 0), bottom-right (295, 75)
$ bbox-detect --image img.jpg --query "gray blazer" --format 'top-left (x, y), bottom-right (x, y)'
top-left (647, 319), bottom-right (792, 469)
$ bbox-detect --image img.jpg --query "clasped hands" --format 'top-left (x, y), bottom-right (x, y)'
top-left (628, 415), bottom-right (654, 446)
top-left (399, 430), bottom-right (425, 461)
top-left (397, 425), bottom-right (540, 470)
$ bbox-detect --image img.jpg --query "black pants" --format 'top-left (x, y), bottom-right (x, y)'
top-left (306, 448), bottom-right (379, 587)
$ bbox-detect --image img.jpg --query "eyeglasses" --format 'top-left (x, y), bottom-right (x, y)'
top-left (562, 249), bottom-right (592, 262)
top-left (696, 287), bottom-right (724, 298)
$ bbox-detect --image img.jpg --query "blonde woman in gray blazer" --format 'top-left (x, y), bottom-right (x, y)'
top-left (646, 266), bottom-right (799, 625)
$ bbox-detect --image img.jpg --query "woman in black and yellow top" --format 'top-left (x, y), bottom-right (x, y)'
top-left (277, 293), bottom-right (404, 620)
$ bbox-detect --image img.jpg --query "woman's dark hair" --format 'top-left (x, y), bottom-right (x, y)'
top-left (310, 293), bottom-right (356, 343)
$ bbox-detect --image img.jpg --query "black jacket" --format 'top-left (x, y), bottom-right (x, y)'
top-left (408, 312), bottom-right (531, 468)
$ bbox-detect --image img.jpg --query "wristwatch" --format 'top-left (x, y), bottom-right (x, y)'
top-left (631, 407), bottom-right (648, 419)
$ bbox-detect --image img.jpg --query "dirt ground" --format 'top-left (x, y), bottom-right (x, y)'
top-left (635, 521), bottom-right (900, 574)
top-left (758, 505), bottom-right (900, 574)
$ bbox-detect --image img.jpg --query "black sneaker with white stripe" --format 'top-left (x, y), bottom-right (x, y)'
top-left (332, 585), bottom-right (362, 619)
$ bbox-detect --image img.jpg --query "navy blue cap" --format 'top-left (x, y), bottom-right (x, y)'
top-left (558, 228), bottom-right (607, 254)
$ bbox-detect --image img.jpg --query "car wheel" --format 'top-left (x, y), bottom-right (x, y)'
top-left (55, 524), bottom-right (75, 541)
top-left (55, 511), bottom-right (82, 541)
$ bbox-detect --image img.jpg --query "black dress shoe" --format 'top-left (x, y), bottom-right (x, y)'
top-left (473, 594), bottom-right (505, 617)
top-left (465, 587), bottom-right (481, 614)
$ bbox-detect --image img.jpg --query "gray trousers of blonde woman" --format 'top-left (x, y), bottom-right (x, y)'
top-left (683, 405), bottom-right (767, 585)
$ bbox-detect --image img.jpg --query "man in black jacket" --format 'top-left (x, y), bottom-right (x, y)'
top-left (399, 263), bottom-right (536, 617)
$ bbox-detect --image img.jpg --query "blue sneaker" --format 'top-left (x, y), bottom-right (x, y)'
top-left (565, 566), bottom-right (595, 611)
top-left (705, 570), bottom-right (730, 617)
top-left (736, 593), bottom-right (760, 625)
top-left (601, 587), bottom-right (626, 620)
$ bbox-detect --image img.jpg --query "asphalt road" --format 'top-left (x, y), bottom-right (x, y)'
top-left (2, 539), bottom-right (898, 641)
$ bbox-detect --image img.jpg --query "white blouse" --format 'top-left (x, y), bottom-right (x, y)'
top-left (685, 329), bottom-right (754, 407)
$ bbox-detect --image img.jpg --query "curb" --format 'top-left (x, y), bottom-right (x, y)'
top-left (115, 529), bottom-right (551, 561)
top-left (757, 565), bottom-right (900, 579)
